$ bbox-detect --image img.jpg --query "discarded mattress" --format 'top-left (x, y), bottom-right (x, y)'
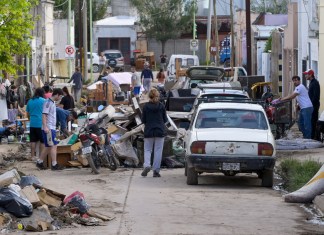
top-left (284, 164), bottom-right (324, 203)
top-left (102, 72), bottom-right (131, 86)
top-left (276, 138), bottom-right (324, 150)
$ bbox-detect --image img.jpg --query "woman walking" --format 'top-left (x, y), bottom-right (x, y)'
top-left (141, 88), bottom-right (168, 177)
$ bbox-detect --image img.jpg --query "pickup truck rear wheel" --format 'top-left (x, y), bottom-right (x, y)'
top-left (187, 167), bottom-right (198, 185)
top-left (261, 169), bottom-right (273, 187)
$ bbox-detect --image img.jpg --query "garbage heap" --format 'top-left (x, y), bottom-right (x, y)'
top-left (0, 169), bottom-right (114, 232)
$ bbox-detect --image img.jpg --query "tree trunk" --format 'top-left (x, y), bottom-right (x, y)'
top-left (161, 41), bottom-right (166, 54)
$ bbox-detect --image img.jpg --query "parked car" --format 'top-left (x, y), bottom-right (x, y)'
top-left (76, 52), bottom-right (100, 73)
top-left (184, 101), bottom-right (276, 187)
top-left (103, 50), bottom-right (124, 69)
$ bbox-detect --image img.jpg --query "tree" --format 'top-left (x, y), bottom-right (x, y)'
top-left (251, 0), bottom-right (289, 14)
top-left (0, 0), bottom-right (38, 74)
top-left (130, 0), bottom-right (195, 54)
top-left (54, 0), bottom-right (110, 48)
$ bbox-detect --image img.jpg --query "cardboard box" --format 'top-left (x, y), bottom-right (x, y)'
top-left (38, 189), bottom-right (62, 207)
top-left (20, 185), bottom-right (41, 207)
top-left (77, 154), bottom-right (89, 166)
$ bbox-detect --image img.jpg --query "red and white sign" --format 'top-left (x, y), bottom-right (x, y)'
top-left (65, 45), bottom-right (75, 59)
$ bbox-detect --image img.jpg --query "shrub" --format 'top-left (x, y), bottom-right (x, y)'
top-left (277, 159), bottom-right (322, 192)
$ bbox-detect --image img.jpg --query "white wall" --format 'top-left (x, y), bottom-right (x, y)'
top-left (256, 40), bottom-right (266, 75)
top-left (93, 25), bottom-right (137, 53)
top-left (53, 19), bottom-right (68, 59)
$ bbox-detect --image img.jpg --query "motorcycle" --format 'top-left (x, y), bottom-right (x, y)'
top-left (78, 105), bottom-right (119, 174)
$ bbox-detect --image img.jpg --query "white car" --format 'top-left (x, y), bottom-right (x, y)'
top-left (76, 52), bottom-right (100, 73)
top-left (184, 102), bottom-right (276, 187)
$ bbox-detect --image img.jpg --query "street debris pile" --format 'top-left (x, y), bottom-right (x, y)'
top-left (0, 168), bottom-right (114, 232)
top-left (106, 102), bottom-right (186, 168)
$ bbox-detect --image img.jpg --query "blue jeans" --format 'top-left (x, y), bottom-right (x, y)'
top-left (143, 137), bottom-right (165, 172)
top-left (299, 107), bottom-right (313, 139)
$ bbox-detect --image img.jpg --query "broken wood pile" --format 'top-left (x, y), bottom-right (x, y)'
top-left (107, 97), bottom-right (186, 168)
top-left (0, 169), bottom-right (114, 232)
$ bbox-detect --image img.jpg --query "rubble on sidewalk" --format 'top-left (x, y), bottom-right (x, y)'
top-left (0, 169), bottom-right (114, 232)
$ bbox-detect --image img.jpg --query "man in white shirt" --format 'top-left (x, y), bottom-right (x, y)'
top-left (36, 88), bottom-right (65, 170)
top-left (281, 75), bottom-right (313, 139)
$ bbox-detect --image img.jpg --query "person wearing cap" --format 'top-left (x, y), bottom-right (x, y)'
top-left (280, 75), bottom-right (313, 139)
top-left (141, 62), bottom-right (154, 95)
top-left (303, 69), bottom-right (320, 139)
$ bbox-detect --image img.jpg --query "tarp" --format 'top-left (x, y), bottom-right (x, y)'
top-left (87, 72), bottom-right (131, 90)
top-left (102, 72), bottom-right (132, 86)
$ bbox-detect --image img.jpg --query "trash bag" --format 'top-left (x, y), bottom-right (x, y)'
top-left (20, 176), bottom-right (42, 188)
top-left (64, 191), bottom-right (89, 214)
top-left (0, 187), bottom-right (33, 217)
top-left (67, 195), bottom-right (89, 214)
top-left (162, 156), bottom-right (184, 168)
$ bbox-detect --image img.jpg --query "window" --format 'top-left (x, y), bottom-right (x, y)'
top-left (195, 109), bottom-right (268, 130)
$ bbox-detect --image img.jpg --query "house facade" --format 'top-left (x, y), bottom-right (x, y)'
top-left (92, 16), bottom-right (137, 64)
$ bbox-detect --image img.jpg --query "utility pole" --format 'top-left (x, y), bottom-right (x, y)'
top-left (193, 0), bottom-right (196, 56)
top-left (78, 0), bottom-right (83, 74)
top-left (206, 0), bottom-right (212, 64)
top-left (230, 0), bottom-right (235, 68)
top-left (246, 0), bottom-right (252, 75)
top-left (89, 0), bottom-right (93, 81)
top-left (68, 0), bottom-right (72, 78)
top-left (213, 0), bottom-right (219, 66)
top-left (83, 0), bottom-right (88, 81)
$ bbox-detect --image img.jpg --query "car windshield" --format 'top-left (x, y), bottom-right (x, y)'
top-left (195, 109), bottom-right (268, 130)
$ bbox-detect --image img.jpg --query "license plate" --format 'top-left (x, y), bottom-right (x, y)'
top-left (222, 163), bottom-right (240, 171)
top-left (82, 146), bottom-right (92, 155)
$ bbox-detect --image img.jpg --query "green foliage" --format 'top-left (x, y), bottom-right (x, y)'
top-left (54, 0), bottom-right (110, 22)
top-left (277, 159), bottom-right (322, 192)
top-left (251, 0), bottom-right (288, 14)
top-left (0, 0), bottom-right (38, 74)
top-left (264, 30), bottom-right (276, 53)
top-left (130, 0), bottom-right (195, 53)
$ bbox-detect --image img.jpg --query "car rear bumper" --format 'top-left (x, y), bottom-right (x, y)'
top-left (187, 154), bottom-right (276, 172)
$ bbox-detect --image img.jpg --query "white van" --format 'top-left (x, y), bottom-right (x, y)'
top-left (167, 54), bottom-right (199, 79)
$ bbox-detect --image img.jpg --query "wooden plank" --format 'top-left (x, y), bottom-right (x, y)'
top-left (67, 161), bottom-right (82, 167)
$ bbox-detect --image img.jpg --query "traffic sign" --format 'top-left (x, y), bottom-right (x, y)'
top-left (209, 44), bottom-right (217, 56)
top-left (190, 39), bottom-right (199, 51)
top-left (65, 45), bottom-right (75, 59)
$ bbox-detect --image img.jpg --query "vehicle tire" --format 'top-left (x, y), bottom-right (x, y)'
top-left (93, 64), bottom-right (99, 73)
top-left (104, 145), bottom-right (119, 171)
top-left (87, 147), bottom-right (100, 174)
top-left (261, 169), bottom-right (273, 187)
top-left (187, 167), bottom-right (198, 185)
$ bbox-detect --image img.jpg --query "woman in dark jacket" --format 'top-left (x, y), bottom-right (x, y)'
top-left (59, 86), bottom-right (75, 110)
top-left (141, 88), bottom-right (167, 177)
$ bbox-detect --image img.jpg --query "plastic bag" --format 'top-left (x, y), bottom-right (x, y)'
top-left (0, 187), bottom-right (33, 217)
top-left (67, 195), bottom-right (89, 214)
top-left (20, 176), bottom-right (42, 188)
top-left (162, 156), bottom-right (184, 168)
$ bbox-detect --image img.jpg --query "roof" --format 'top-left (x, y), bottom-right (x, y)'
top-left (197, 102), bottom-right (264, 112)
top-left (253, 13), bottom-right (288, 26)
top-left (94, 16), bottom-right (136, 26)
